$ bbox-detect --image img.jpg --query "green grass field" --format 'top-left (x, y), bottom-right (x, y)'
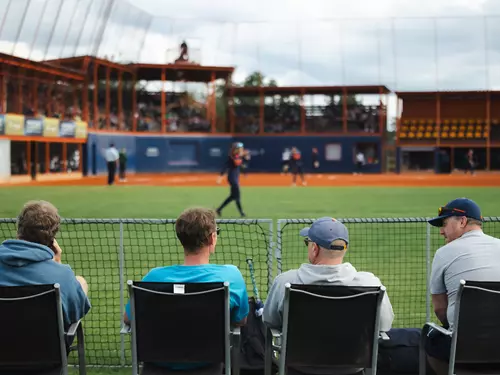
top-left (1, 185), bottom-right (500, 375)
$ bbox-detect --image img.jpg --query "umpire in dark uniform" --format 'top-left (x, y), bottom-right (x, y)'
top-left (105, 143), bottom-right (119, 185)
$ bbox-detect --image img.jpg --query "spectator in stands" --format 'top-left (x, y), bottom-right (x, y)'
top-left (123, 207), bottom-right (249, 372)
top-left (263, 217), bottom-right (394, 375)
top-left (426, 198), bottom-right (500, 375)
top-left (0, 201), bottom-right (90, 332)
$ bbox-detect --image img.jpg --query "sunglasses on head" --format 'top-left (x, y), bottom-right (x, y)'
top-left (304, 238), bottom-right (347, 251)
top-left (438, 206), bottom-right (466, 217)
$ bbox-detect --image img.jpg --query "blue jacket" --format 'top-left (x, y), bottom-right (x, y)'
top-left (0, 239), bottom-right (91, 329)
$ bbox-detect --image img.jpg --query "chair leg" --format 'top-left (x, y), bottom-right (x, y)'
top-left (77, 324), bottom-right (86, 375)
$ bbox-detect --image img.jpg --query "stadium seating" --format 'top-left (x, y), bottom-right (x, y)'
top-left (399, 118), bottom-right (490, 141)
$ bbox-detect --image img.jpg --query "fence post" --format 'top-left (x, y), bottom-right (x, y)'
top-left (268, 220), bottom-right (274, 291)
top-left (276, 220), bottom-right (282, 274)
top-left (426, 222), bottom-right (431, 322)
top-left (119, 221), bottom-right (125, 366)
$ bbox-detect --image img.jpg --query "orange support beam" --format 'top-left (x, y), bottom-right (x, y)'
top-left (118, 71), bottom-right (123, 131)
top-left (45, 142), bottom-right (50, 174)
top-left (0, 67), bottom-right (3, 112)
top-left (78, 143), bottom-right (83, 172)
top-left (26, 141), bottom-right (31, 177)
top-left (132, 72), bottom-right (137, 132)
top-left (436, 93), bottom-right (441, 147)
top-left (34, 142), bottom-right (38, 175)
top-left (93, 62), bottom-right (99, 129)
top-left (396, 95), bottom-right (401, 144)
top-left (342, 87), bottom-right (348, 133)
top-left (17, 72), bottom-right (23, 114)
top-left (106, 66), bottom-right (111, 130)
top-left (62, 142), bottom-right (67, 172)
top-left (486, 92), bottom-right (491, 170)
top-left (378, 87), bottom-right (384, 136)
top-left (211, 71), bottom-right (216, 133)
top-left (32, 77), bottom-right (38, 116)
top-left (229, 87), bottom-right (235, 133)
top-left (300, 88), bottom-right (306, 134)
top-left (161, 68), bottom-right (166, 133)
top-left (82, 76), bottom-right (89, 122)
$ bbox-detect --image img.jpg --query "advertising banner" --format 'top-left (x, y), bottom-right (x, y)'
top-left (4, 114), bottom-right (24, 136)
top-left (59, 121), bottom-right (76, 138)
top-left (74, 120), bottom-right (88, 139)
top-left (43, 118), bottom-right (60, 137)
top-left (24, 117), bottom-right (44, 136)
top-left (0, 114), bottom-right (4, 135)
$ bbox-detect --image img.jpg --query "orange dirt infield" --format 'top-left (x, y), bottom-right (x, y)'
top-left (5, 172), bottom-right (500, 187)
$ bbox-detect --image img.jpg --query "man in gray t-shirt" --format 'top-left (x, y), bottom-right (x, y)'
top-left (426, 198), bottom-right (500, 375)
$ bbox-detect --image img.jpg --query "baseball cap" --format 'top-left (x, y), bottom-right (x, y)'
top-left (428, 198), bottom-right (483, 227)
top-left (299, 217), bottom-right (349, 250)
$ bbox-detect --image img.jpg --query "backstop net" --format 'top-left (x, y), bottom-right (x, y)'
top-left (276, 217), bottom-right (500, 330)
top-left (0, 218), bottom-right (273, 366)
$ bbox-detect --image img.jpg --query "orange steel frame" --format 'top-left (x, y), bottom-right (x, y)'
top-left (0, 54), bottom-right (86, 178)
top-left (228, 85), bottom-right (388, 137)
top-left (396, 91), bottom-right (493, 170)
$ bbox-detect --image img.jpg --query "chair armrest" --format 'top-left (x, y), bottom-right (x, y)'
top-left (424, 322), bottom-right (452, 337)
top-left (120, 324), bottom-right (131, 334)
top-left (270, 328), bottom-right (281, 339)
top-left (379, 332), bottom-right (390, 341)
top-left (66, 320), bottom-right (81, 337)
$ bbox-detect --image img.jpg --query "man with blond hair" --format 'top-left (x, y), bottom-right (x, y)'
top-left (263, 217), bottom-right (394, 375)
top-left (0, 200), bottom-right (90, 330)
top-left (124, 207), bottom-right (249, 373)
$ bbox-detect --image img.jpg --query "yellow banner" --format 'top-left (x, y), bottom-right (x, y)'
top-left (43, 118), bottom-right (60, 137)
top-left (4, 114), bottom-right (24, 136)
top-left (75, 121), bottom-right (88, 139)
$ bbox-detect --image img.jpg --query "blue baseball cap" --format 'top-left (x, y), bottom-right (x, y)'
top-left (299, 217), bottom-right (349, 250)
top-left (428, 198), bottom-right (483, 227)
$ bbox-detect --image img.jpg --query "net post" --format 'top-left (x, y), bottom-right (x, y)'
top-left (119, 220), bottom-right (125, 366)
top-left (267, 219), bottom-right (274, 291)
top-left (276, 220), bottom-right (283, 274)
top-left (426, 221), bottom-right (431, 323)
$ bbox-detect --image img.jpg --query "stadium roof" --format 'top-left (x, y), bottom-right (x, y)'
top-left (0, 53), bottom-right (84, 81)
top-left (395, 90), bottom-right (492, 98)
top-left (128, 63), bottom-right (234, 82)
top-left (229, 85), bottom-right (391, 96)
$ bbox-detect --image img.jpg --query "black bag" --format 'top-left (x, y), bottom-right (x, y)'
top-left (377, 328), bottom-right (421, 375)
top-left (238, 297), bottom-right (278, 375)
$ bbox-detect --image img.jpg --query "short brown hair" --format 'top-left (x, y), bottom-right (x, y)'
top-left (175, 207), bottom-right (217, 253)
top-left (17, 200), bottom-right (60, 247)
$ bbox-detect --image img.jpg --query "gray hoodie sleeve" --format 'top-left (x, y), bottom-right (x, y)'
top-left (263, 274), bottom-right (287, 329)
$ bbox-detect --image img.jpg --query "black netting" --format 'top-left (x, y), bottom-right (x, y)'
top-left (0, 218), bottom-right (272, 366)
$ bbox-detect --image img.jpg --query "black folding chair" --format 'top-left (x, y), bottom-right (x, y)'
top-left (265, 283), bottom-right (387, 375)
top-left (420, 280), bottom-right (500, 375)
top-left (122, 281), bottom-right (241, 375)
top-left (0, 283), bottom-right (86, 375)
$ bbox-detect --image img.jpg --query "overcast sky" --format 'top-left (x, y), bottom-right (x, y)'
top-left (1, 0), bottom-right (499, 122)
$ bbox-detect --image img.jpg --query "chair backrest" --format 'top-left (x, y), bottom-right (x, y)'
top-left (281, 283), bottom-right (385, 370)
top-left (128, 280), bottom-right (230, 364)
top-left (452, 280), bottom-right (500, 365)
top-left (0, 283), bottom-right (66, 372)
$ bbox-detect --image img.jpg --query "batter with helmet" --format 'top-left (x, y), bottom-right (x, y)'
top-left (216, 142), bottom-right (246, 217)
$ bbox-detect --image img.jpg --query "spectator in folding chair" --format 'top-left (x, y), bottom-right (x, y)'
top-left (123, 207), bottom-right (249, 374)
top-left (426, 198), bottom-right (500, 375)
top-left (0, 200), bottom-right (91, 346)
top-left (263, 217), bottom-right (394, 375)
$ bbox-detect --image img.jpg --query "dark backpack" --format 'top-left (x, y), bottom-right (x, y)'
top-left (237, 297), bottom-right (278, 375)
top-left (377, 328), bottom-right (421, 375)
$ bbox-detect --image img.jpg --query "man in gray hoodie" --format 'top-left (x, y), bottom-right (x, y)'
top-left (263, 217), bottom-right (394, 374)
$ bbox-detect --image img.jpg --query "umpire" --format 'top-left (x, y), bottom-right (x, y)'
top-left (105, 143), bottom-right (119, 185)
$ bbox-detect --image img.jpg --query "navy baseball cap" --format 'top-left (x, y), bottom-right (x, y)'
top-left (299, 217), bottom-right (349, 250)
top-left (428, 198), bottom-right (483, 227)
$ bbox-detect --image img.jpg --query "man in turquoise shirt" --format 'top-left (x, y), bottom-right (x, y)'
top-left (124, 207), bottom-right (249, 372)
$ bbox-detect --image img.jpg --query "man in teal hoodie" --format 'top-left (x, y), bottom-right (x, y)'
top-left (0, 200), bottom-right (90, 331)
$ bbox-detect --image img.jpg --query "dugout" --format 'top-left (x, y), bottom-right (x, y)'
top-left (396, 90), bottom-right (493, 172)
